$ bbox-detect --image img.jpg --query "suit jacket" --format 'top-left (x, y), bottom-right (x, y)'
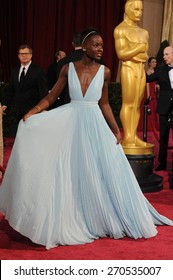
top-left (146, 64), bottom-right (173, 115)
top-left (2, 63), bottom-right (48, 119)
top-left (47, 61), bottom-right (59, 90)
top-left (60, 49), bottom-right (84, 66)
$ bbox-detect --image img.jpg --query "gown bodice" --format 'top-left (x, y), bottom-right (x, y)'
top-left (68, 62), bottom-right (104, 102)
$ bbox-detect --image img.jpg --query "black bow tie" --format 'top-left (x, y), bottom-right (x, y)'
top-left (168, 65), bottom-right (173, 71)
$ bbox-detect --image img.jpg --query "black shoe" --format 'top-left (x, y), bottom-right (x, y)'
top-left (155, 164), bottom-right (166, 171)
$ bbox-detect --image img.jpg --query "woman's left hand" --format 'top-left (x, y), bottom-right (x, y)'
top-left (114, 130), bottom-right (122, 144)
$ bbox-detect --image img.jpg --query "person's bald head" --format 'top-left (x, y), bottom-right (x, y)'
top-left (55, 50), bottom-right (66, 61)
top-left (163, 46), bottom-right (173, 65)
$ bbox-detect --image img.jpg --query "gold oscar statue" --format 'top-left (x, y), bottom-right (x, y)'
top-left (114, 0), bottom-right (154, 155)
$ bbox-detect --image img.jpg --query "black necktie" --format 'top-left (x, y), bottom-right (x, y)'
top-left (20, 67), bottom-right (25, 82)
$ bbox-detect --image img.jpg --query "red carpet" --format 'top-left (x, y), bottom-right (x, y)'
top-left (0, 133), bottom-right (173, 260)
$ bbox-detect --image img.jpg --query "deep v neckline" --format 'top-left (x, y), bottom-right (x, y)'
top-left (72, 63), bottom-right (102, 98)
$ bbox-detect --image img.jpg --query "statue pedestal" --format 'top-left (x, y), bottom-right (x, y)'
top-left (126, 154), bottom-right (163, 193)
top-left (123, 142), bottom-right (154, 155)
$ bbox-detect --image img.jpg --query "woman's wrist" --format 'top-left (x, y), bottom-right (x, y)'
top-left (34, 105), bottom-right (42, 113)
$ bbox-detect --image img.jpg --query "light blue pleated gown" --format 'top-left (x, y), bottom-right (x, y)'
top-left (0, 62), bottom-right (172, 249)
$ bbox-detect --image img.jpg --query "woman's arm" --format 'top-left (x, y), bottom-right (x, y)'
top-left (146, 83), bottom-right (150, 99)
top-left (99, 67), bottom-right (122, 144)
top-left (23, 64), bottom-right (69, 121)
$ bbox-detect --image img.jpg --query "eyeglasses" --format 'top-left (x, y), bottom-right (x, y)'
top-left (18, 53), bottom-right (31, 56)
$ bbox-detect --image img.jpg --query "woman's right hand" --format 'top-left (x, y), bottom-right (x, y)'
top-left (23, 105), bottom-right (41, 122)
top-left (23, 111), bottom-right (34, 122)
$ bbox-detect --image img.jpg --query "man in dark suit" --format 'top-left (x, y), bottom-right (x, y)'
top-left (47, 50), bottom-right (66, 90)
top-left (147, 46), bottom-right (173, 173)
top-left (1, 44), bottom-right (48, 128)
top-left (47, 50), bottom-right (66, 109)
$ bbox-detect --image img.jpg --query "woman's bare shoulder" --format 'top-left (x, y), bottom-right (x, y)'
top-left (103, 65), bottom-right (111, 80)
top-left (59, 63), bottom-right (69, 77)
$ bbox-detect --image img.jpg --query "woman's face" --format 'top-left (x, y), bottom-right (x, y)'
top-left (84, 35), bottom-right (103, 61)
top-left (149, 59), bottom-right (157, 68)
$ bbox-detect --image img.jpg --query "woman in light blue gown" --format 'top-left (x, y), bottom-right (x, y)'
top-left (0, 29), bottom-right (173, 249)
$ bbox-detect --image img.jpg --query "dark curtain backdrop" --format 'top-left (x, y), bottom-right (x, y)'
top-left (0, 0), bottom-right (126, 82)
